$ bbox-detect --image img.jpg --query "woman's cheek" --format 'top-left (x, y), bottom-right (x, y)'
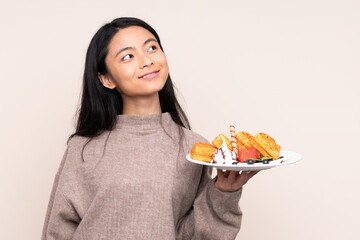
top-left (158, 55), bottom-right (169, 75)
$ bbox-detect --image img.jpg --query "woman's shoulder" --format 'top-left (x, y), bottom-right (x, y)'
top-left (67, 130), bottom-right (111, 145)
top-left (65, 130), bottom-right (112, 162)
top-left (181, 127), bottom-right (210, 146)
top-left (66, 134), bottom-right (88, 147)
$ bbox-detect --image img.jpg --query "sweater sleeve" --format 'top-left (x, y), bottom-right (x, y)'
top-left (176, 165), bottom-right (243, 240)
top-left (41, 146), bottom-right (81, 240)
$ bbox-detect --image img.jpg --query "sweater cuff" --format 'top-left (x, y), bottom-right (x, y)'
top-left (208, 176), bottom-right (243, 207)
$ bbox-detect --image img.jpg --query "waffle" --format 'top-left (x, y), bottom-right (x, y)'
top-left (253, 132), bottom-right (281, 159)
top-left (212, 134), bottom-right (233, 150)
top-left (190, 142), bottom-right (217, 162)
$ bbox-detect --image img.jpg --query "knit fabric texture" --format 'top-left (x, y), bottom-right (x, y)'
top-left (42, 112), bottom-right (243, 240)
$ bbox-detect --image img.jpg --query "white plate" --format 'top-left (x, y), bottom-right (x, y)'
top-left (186, 150), bottom-right (302, 171)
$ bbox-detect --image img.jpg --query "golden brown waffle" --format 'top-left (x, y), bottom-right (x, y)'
top-left (190, 142), bottom-right (217, 162)
top-left (235, 131), bottom-right (253, 150)
top-left (253, 132), bottom-right (281, 159)
top-left (236, 140), bottom-right (247, 150)
top-left (212, 134), bottom-right (233, 150)
top-left (249, 137), bottom-right (271, 158)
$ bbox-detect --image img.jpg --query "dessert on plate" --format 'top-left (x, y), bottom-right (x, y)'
top-left (190, 125), bottom-right (281, 165)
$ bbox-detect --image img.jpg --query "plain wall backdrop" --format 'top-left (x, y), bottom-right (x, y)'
top-left (1, 0), bottom-right (359, 239)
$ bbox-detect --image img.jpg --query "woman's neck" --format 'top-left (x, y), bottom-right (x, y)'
top-left (121, 93), bottom-right (162, 115)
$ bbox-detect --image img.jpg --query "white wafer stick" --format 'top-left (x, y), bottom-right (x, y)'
top-left (229, 125), bottom-right (238, 160)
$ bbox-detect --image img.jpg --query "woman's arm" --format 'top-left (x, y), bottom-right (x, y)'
top-left (176, 166), bottom-right (245, 240)
top-left (41, 147), bottom-right (81, 240)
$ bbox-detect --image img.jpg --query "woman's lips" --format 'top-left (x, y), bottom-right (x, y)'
top-left (138, 70), bottom-right (160, 79)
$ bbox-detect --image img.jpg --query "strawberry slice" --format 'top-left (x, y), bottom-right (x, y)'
top-left (237, 146), bottom-right (260, 162)
top-left (238, 147), bottom-right (248, 162)
top-left (247, 146), bottom-right (260, 159)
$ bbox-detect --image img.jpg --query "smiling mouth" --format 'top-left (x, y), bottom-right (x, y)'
top-left (138, 70), bottom-right (160, 79)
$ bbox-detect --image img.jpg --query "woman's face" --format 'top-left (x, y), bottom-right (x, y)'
top-left (99, 26), bottom-right (169, 98)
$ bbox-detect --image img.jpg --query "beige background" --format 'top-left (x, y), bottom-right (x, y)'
top-left (1, 0), bottom-right (359, 239)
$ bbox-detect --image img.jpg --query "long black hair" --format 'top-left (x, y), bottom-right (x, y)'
top-left (68, 17), bottom-right (191, 144)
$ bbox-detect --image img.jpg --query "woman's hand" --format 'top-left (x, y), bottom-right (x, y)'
top-left (215, 169), bottom-right (260, 192)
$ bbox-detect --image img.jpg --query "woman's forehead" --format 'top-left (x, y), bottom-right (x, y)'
top-left (110, 26), bottom-right (155, 49)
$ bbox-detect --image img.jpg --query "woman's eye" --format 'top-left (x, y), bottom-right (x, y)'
top-left (122, 54), bottom-right (133, 61)
top-left (148, 45), bottom-right (157, 52)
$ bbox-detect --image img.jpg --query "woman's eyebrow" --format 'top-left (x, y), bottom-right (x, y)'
top-left (115, 38), bottom-right (158, 57)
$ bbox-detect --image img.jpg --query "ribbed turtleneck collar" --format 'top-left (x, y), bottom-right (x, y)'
top-left (115, 112), bottom-right (173, 130)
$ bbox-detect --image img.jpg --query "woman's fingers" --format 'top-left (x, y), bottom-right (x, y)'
top-left (217, 169), bottom-right (224, 181)
top-left (223, 170), bottom-right (230, 178)
top-left (236, 170), bottom-right (260, 187)
top-left (248, 170), bottom-right (260, 179)
top-left (228, 171), bottom-right (238, 182)
top-left (216, 169), bottom-right (260, 192)
top-left (217, 169), bottom-right (233, 179)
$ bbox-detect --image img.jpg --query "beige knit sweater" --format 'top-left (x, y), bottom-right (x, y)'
top-left (42, 112), bottom-right (243, 240)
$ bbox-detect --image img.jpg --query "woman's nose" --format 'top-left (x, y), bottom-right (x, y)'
top-left (139, 54), bottom-right (153, 69)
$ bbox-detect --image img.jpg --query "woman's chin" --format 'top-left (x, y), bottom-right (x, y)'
top-left (125, 89), bottom-right (161, 98)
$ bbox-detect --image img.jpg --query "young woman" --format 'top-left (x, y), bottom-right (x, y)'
top-left (42, 17), bottom-right (258, 240)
